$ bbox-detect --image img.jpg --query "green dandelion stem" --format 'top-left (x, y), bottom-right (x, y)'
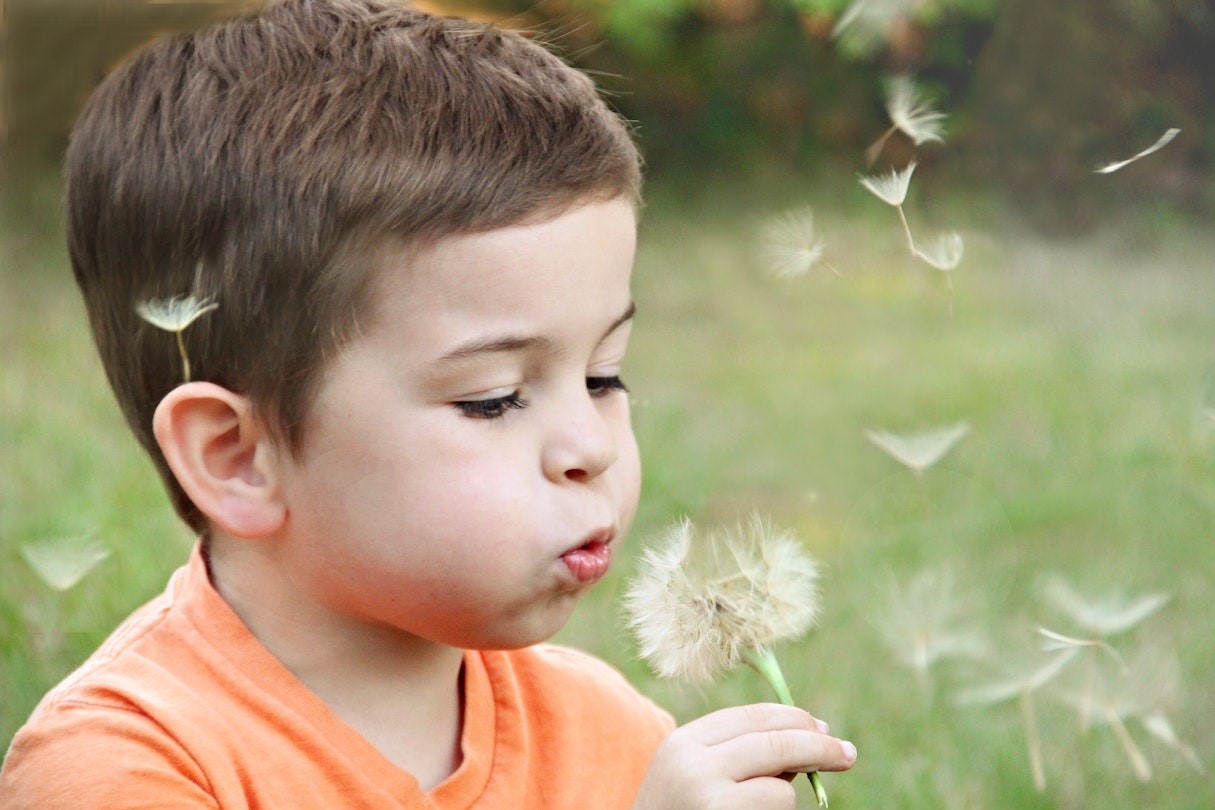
top-left (743, 647), bottom-right (830, 808)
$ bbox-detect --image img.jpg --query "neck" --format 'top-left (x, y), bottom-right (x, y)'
top-left (205, 533), bottom-right (466, 789)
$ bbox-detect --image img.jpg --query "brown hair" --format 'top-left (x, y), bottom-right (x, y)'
top-left (66, 0), bottom-right (641, 532)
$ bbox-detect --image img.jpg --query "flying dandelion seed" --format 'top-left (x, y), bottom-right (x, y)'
top-left (866, 75), bottom-right (947, 165)
top-left (859, 162), bottom-right (916, 207)
top-left (832, 0), bottom-right (874, 36)
top-left (956, 649), bottom-right (1079, 708)
top-left (1054, 647), bottom-right (1188, 785)
top-left (859, 162), bottom-right (918, 255)
top-left (1095, 128), bottom-right (1180, 174)
top-left (833, 0), bottom-right (918, 53)
top-left (915, 231), bottom-right (963, 272)
top-left (759, 207), bottom-right (838, 279)
top-left (864, 422), bottom-right (970, 475)
top-left (1036, 627), bottom-right (1126, 668)
top-left (874, 567), bottom-right (986, 688)
top-left (624, 515), bottom-right (830, 806)
top-left (886, 76), bottom-right (947, 146)
top-left (914, 231), bottom-right (964, 316)
top-left (1036, 576), bottom-right (1170, 733)
top-left (136, 294), bottom-right (219, 383)
top-left (1140, 712), bottom-right (1204, 773)
top-left (20, 537), bottom-right (111, 592)
top-left (957, 650), bottom-right (1077, 792)
top-left (135, 294), bottom-right (219, 332)
top-left (1038, 576), bottom-right (1170, 638)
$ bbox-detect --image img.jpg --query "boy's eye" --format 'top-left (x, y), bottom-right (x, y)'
top-left (454, 392), bottom-right (527, 419)
top-left (587, 375), bottom-right (628, 397)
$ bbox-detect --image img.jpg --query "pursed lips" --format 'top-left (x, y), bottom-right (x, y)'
top-left (559, 527), bottom-right (615, 584)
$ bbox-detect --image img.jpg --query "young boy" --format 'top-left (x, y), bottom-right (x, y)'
top-left (1, 1), bottom-right (856, 806)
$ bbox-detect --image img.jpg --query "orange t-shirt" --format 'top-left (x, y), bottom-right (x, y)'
top-left (1, 547), bottom-right (674, 808)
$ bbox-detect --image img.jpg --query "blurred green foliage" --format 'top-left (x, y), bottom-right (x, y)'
top-left (458, 0), bottom-right (1215, 230)
top-left (2, 0), bottom-right (1212, 228)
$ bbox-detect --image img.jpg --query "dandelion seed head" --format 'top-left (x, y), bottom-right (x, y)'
top-left (916, 231), bottom-right (964, 272)
top-left (759, 207), bottom-right (827, 280)
top-left (624, 514), bottom-right (821, 683)
top-left (886, 75), bottom-right (947, 146)
top-left (859, 161), bottom-right (916, 207)
top-left (136, 295), bottom-right (219, 333)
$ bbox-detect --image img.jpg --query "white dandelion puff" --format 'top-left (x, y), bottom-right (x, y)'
top-left (859, 161), bottom-right (916, 207)
top-left (624, 514), bottom-right (830, 806)
top-left (864, 422), bottom-right (971, 475)
top-left (625, 515), bottom-right (821, 683)
top-left (759, 207), bottom-right (837, 279)
top-left (1095, 128), bottom-right (1180, 174)
top-left (136, 294), bottom-right (219, 382)
top-left (867, 75), bottom-right (947, 164)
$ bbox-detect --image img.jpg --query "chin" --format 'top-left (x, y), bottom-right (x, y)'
top-left (473, 598), bottom-right (579, 651)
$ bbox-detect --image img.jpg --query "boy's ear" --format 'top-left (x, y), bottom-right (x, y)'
top-left (153, 382), bottom-right (286, 539)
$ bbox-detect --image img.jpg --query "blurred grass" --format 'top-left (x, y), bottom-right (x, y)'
top-left (4, 164), bottom-right (1214, 806)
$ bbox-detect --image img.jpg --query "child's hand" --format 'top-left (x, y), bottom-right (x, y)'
top-left (631, 703), bottom-right (856, 810)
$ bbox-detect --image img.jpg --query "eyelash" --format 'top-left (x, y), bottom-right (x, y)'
top-left (455, 375), bottom-right (629, 420)
top-left (587, 375), bottom-right (629, 397)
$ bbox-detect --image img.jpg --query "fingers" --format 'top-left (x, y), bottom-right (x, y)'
top-left (679, 702), bottom-right (857, 779)
top-left (687, 703), bottom-right (830, 745)
top-left (633, 704), bottom-right (855, 810)
top-left (723, 777), bottom-right (799, 810)
top-left (717, 727), bottom-right (857, 781)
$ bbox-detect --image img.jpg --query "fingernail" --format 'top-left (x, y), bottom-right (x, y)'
top-left (815, 719), bottom-right (830, 733)
top-left (841, 740), bottom-right (857, 763)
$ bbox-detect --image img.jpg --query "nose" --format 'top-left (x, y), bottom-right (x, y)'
top-left (542, 391), bottom-right (620, 484)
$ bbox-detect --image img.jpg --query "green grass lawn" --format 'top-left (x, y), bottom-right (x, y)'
top-left (3, 166), bottom-right (1213, 807)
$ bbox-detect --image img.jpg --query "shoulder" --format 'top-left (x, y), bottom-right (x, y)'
top-left (1, 557), bottom-right (223, 807)
top-left (1, 698), bottom-right (216, 809)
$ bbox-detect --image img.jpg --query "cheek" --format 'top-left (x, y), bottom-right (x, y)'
top-left (398, 445), bottom-right (538, 537)
top-left (615, 430), bottom-right (643, 520)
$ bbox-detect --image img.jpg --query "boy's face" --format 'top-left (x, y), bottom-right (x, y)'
top-left (272, 198), bottom-right (641, 650)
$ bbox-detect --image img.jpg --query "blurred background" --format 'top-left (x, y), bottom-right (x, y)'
top-left (3, 1), bottom-right (1214, 807)
top-left (5, 0), bottom-right (1215, 227)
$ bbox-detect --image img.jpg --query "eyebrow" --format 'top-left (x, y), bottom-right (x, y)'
top-left (437, 300), bottom-right (636, 363)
